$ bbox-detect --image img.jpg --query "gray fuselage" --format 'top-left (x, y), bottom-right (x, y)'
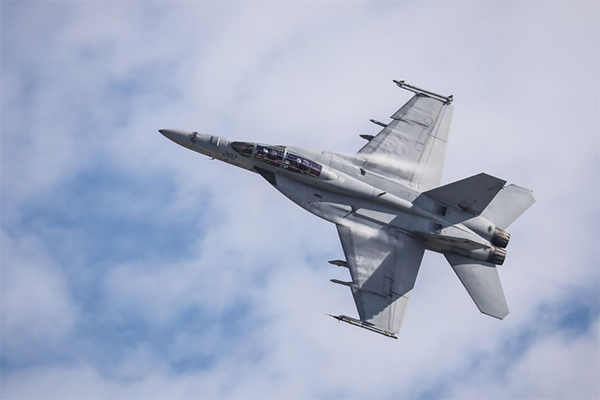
top-left (160, 129), bottom-right (509, 265)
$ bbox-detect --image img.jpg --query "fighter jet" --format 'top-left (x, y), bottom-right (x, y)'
top-left (160, 80), bottom-right (535, 339)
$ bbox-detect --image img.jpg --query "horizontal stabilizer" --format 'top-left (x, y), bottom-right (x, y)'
top-left (481, 184), bottom-right (536, 230)
top-left (424, 173), bottom-right (506, 215)
top-left (444, 253), bottom-right (509, 319)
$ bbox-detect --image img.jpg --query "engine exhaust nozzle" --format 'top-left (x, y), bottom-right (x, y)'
top-left (491, 227), bottom-right (510, 248)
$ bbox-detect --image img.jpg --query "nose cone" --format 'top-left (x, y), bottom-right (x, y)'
top-left (159, 129), bottom-right (193, 148)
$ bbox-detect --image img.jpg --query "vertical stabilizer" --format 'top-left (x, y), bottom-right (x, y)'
top-left (422, 173), bottom-right (506, 215)
top-left (480, 184), bottom-right (536, 230)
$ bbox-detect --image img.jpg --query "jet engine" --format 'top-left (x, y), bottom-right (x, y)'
top-left (467, 246), bottom-right (507, 265)
top-left (491, 227), bottom-right (510, 248)
top-left (487, 247), bottom-right (507, 265)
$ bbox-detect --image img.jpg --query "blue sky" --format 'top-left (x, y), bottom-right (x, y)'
top-left (1, 1), bottom-right (599, 399)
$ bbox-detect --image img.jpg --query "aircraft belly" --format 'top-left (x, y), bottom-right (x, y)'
top-left (275, 174), bottom-right (419, 233)
top-left (276, 171), bottom-right (490, 260)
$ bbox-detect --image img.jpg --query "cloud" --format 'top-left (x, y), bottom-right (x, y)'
top-left (446, 319), bottom-right (600, 399)
top-left (1, 1), bottom-right (598, 400)
top-left (0, 231), bottom-right (77, 364)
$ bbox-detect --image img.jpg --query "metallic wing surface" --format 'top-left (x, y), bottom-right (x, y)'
top-left (444, 253), bottom-right (509, 319)
top-left (335, 219), bottom-right (425, 336)
top-left (359, 81), bottom-right (453, 191)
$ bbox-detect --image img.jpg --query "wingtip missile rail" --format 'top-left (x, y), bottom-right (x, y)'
top-left (327, 314), bottom-right (398, 339)
top-left (393, 80), bottom-right (454, 104)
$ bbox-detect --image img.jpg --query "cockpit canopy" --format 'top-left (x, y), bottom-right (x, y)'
top-left (231, 141), bottom-right (322, 178)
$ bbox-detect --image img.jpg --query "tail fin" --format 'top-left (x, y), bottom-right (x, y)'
top-left (423, 173), bottom-right (506, 215)
top-left (481, 184), bottom-right (536, 229)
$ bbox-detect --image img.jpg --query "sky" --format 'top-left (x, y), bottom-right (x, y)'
top-left (1, 1), bottom-right (599, 399)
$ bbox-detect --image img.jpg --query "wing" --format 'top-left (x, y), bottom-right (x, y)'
top-left (358, 83), bottom-right (453, 191)
top-left (444, 253), bottom-right (509, 319)
top-left (335, 220), bottom-right (425, 335)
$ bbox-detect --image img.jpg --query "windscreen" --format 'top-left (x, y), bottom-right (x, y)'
top-left (231, 141), bottom-right (254, 157)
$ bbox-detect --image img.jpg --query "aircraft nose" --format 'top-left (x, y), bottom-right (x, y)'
top-left (159, 129), bottom-right (193, 148)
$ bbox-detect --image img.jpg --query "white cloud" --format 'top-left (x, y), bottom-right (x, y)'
top-left (1, 1), bottom-right (598, 400)
top-left (0, 231), bottom-right (77, 362)
top-left (447, 319), bottom-right (600, 399)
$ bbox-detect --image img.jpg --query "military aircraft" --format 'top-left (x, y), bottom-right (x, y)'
top-left (160, 80), bottom-right (535, 339)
